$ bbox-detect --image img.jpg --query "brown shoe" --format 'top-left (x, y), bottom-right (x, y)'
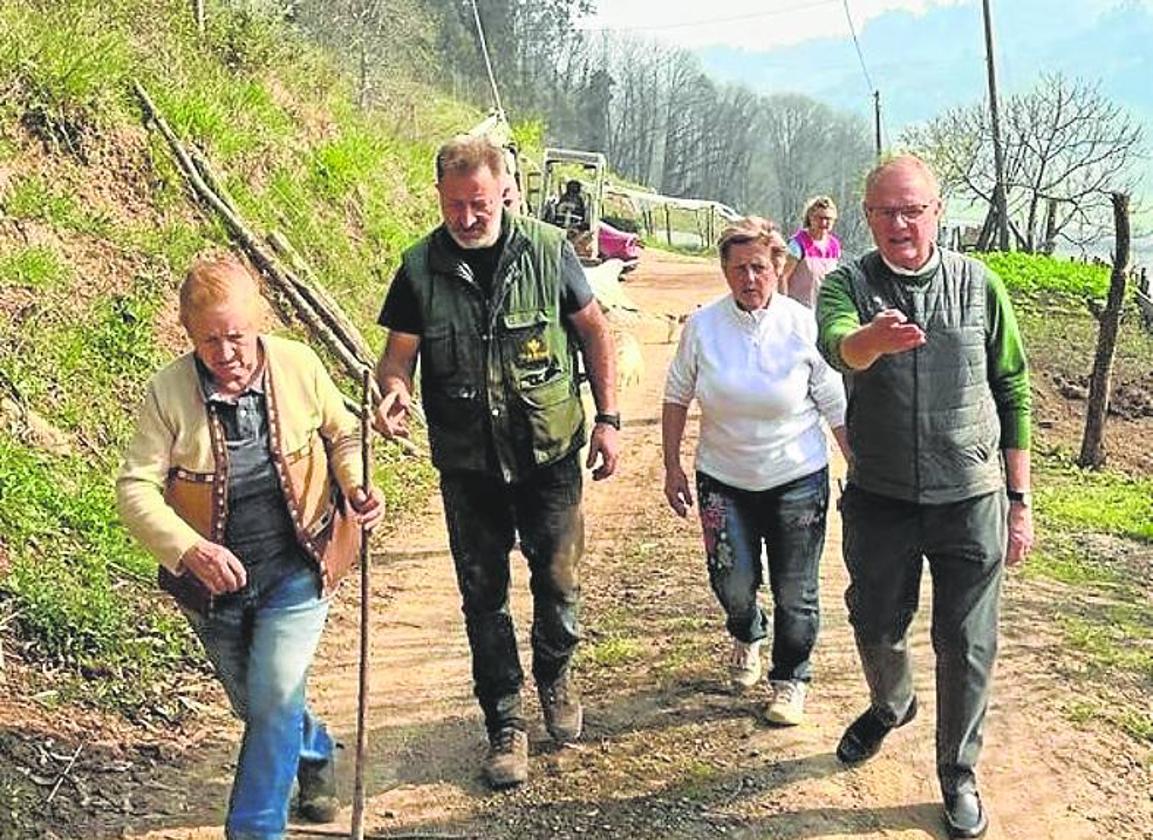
top-left (297, 756), bottom-right (339, 823)
top-left (538, 671), bottom-right (583, 744)
top-left (484, 728), bottom-right (528, 789)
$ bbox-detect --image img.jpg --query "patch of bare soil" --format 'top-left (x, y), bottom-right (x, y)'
top-left (4, 249), bottom-right (1151, 840)
top-left (1031, 358), bottom-right (1153, 475)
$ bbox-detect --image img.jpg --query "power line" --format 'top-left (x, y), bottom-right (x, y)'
top-left (841, 0), bottom-right (887, 149)
top-left (841, 0), bottom-right (875, 93)
top-left (469, 0), bottom-right (504, 114)
top-left (578, 0), bottom-right (841, 34)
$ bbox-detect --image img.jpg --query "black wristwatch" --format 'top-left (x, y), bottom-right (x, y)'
top-left (594, 412), bottom-right (621, 430)
top-left (1006, 488), bottom-right (1032, 507)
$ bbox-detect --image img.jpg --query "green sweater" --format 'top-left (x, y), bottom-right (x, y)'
top-left (817, 250), bottom-right (1031, 451)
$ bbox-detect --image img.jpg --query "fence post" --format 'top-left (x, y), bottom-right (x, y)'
top-left (1078, 193), bottom-right (1130, 468)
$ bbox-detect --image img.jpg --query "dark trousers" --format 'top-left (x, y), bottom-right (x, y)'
top-left (696, 468), bottom-right (828, 682)
top-left (439, 452), bottom-right (584, 735)
top-left (840, 484), bottom-right (1007, 796)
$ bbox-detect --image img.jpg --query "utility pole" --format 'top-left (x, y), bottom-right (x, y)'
top-left (873, 90), bottom-right (882, 159)
top-left (982, 0), bottom-right (1010, 251)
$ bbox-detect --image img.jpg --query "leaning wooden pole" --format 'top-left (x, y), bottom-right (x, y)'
top-left (1079, 192), bottom-right (1131, 468)
top-left (350, 368), bottom-right (373, 840)
top-left (132, 80), bottom-right (374, 400)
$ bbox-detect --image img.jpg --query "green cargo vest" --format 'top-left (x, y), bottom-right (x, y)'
top-left (841, 250), bottom-right (1003, 504)
top-left (402, 213), bottom-right (586, 481)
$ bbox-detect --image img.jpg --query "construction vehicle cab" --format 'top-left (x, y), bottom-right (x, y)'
top-left (532, 148), bottom-right (607, 264)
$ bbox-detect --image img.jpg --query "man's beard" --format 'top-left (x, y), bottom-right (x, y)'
top-left (448, 224), bottom-right (500, 250)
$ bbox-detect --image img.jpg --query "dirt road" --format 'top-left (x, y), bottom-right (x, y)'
top-left (128, 249), bottom-right (1149, 840)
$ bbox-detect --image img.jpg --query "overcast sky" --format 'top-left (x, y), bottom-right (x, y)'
top-left (577, 0), bottom-right (1146, 51)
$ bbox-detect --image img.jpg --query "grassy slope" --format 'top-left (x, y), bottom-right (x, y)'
top-left (975, 251), bottom-right (1153, 741)
top-left (0, 0), bottom-right (481, 714)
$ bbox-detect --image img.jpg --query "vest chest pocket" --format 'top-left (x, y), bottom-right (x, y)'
top-left (421, 322), bottom-right (458, 380)
top-left (502, 309), bottom-right (560, 388)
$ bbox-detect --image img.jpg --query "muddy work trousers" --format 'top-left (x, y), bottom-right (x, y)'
top-left (439, 452), bottom-right (584, 736)
top-left (840, 484), bottom-right (1007, 797)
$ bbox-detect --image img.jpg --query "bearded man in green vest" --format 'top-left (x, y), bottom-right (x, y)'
top-left (816, 155), bottom-right (1034, 840)
top-left (374, 134), bottom-right (620, 789)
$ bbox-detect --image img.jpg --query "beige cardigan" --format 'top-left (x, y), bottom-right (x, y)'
top-left (117, 335), bottom-right (364, 607)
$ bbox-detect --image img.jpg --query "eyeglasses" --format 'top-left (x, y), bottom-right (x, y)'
top-left (866, 203), bottom-right (935, 222)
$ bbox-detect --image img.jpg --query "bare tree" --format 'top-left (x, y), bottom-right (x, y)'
top-left (293, 0), bottom-right (436, 108)
top-left (753, 96), bottom-right (873, 250)
top-left (904, 73), bottom-right (1145, 253)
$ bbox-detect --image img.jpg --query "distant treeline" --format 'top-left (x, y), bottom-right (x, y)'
top-left (269, 0), bottom-right (876, 248)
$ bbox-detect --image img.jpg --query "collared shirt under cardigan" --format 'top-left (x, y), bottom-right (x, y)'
top-left (116, 335), bottom-right (364, 601)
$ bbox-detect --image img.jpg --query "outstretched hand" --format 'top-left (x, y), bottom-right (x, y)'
top-left (867, 308), bottom-right (927, 356)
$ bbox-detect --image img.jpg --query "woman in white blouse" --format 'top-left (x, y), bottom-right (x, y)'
top-left (662, 216), bottom-right (849, 726)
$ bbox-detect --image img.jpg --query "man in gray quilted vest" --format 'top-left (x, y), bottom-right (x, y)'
top-left (816, 154), bottom-right (1034, 840)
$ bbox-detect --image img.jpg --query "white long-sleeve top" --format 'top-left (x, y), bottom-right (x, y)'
top-left (664, 292), bottom-right (847, 491)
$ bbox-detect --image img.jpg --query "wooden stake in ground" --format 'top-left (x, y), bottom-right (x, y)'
top-left (350, 367), bottom-right (373, 840)
top-left (1079, 192), bottom-right (1131, 468)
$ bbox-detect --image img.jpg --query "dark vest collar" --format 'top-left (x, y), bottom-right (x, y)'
top-left (426, 211), bottom-right (528, 281)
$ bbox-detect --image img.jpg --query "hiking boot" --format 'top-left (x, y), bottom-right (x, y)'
top-left (763, 679), bottom-right (807, 726)
top-left (297, 755), bottom-right (339, 823)
top-left (728, 639), bottom-right (763, 693)
top-left (836, 696), bottom-right (919, 765)
top-left (484, 727), bottom-right (529, 789)
top-left (538, 671), bottom-right (583, 744)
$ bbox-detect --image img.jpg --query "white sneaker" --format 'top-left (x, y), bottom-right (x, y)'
top-left (728, 639), bottom-right (762, 693)
top-left (764, 679), bottom-right (807, 726)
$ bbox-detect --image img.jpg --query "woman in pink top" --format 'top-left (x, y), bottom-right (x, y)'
top-left (782, 195), bottom-right (841, 308)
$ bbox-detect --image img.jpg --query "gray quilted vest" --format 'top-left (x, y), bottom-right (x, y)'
top-left (841, 250), bottom-right (1003, 504)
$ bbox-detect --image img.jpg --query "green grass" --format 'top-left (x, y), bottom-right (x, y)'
top-left (1034, 454), bottom-right (1153, 541)
top-left (976, 251), bottom-right (1112, 298)
top-left (0, 433), bottom-right (196, 701)
top-left (582, 636), bottom-right (645, 668)
top-left (678, 760), bottom-right (722, 800)
top-left (1011, 289), bottom-right (1153, 742)
top-left (2, 173), bottom-right (111, 235)
top-left (0, 246), bottom-right (70, 289)
top-left (1023, 454), bottom-right (1153, 741)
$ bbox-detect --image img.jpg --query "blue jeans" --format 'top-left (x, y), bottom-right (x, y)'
top-left (695, 467), bottom-right (829, 682)
top-left (185, 565), bottom-right (334, 840)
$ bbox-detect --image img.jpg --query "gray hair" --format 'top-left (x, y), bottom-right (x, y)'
top-left (435, 134), bottom-right (507, 182)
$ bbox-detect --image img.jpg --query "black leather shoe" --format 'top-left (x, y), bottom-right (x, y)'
top-left (835, 696), bottom-right (918, 765)
top-left (944, 790), bottom-right (988, 838)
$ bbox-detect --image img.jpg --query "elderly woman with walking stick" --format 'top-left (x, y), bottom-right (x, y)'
top-left (117, 254), bottom-right (384, 840)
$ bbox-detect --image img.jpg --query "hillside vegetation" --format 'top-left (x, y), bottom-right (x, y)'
top-left (0, 0), bottom-right (489, 714)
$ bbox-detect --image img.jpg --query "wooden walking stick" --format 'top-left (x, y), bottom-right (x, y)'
top-left (350, 367), bottom-right (373, 839)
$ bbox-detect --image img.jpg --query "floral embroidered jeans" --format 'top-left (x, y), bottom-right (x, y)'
top-left (695, 467), bottom-right (829, 682)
